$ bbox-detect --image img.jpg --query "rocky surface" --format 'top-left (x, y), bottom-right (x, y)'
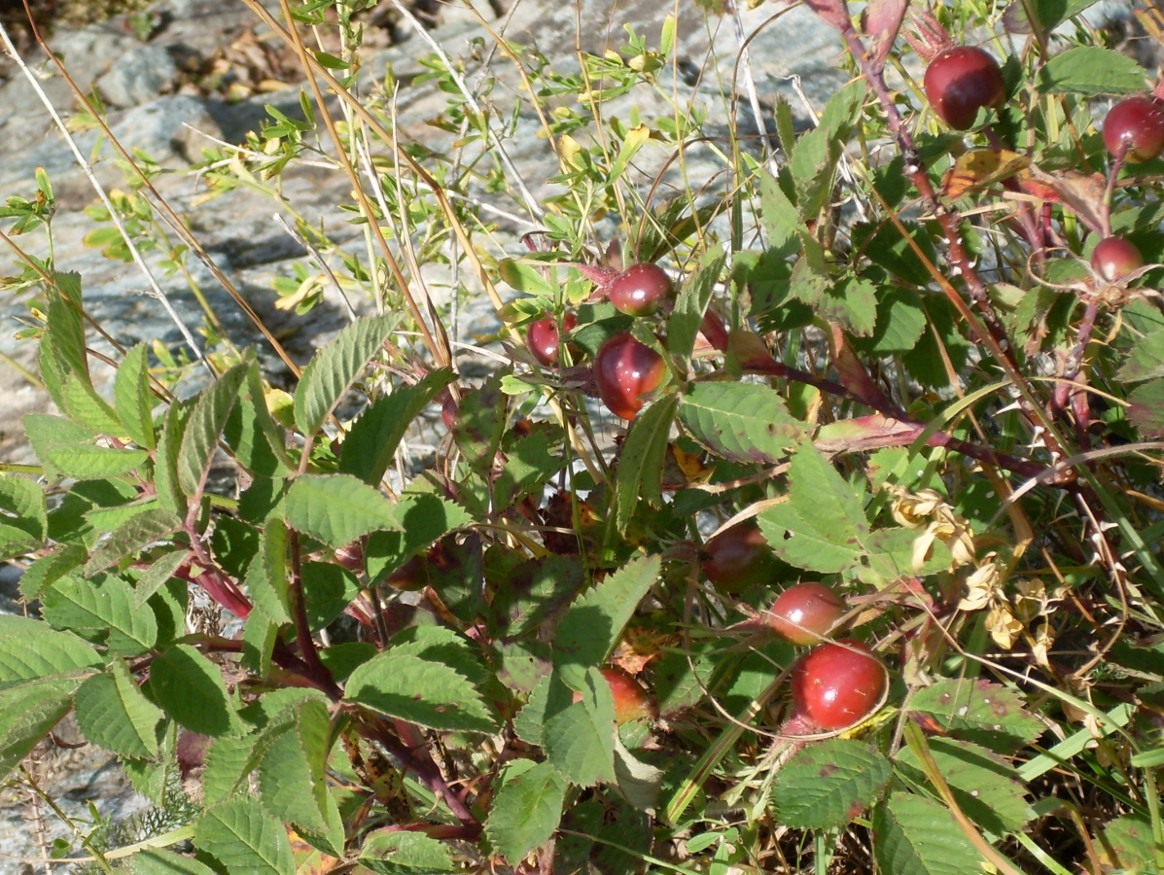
top-left (0, 0), bottom-right (1145, 869)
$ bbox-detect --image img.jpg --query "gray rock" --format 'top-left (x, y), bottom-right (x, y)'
top-left (95, 43), bottom-right (180, 107)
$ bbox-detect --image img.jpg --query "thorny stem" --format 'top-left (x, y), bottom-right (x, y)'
top-left (288, 532), bottom-right (343, 699)
top-left (173, 548), bottom-right (253, 621)
top-left (1055, 297), bottom-right (1100, 435)
top-left (836, 25), bottom-right (1018, 364)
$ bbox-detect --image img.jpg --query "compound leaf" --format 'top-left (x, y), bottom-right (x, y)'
top-left (194, 796), bottom-right (294, 875)
top-left (344, 652), bottom-right (496, 733)
top-left (149, 644), bottom-right (244, 738)
top-left (73, 657), bottom-right (163, 758)
top-left (285, 473), bottom-right (397, 548)
top-left (484, 759), bottom-right (567, 864)
top-left (872, 791), bottom-right (983, 875)
top-left (678, 382), bottom-right (805, 466)
top-left (294, 314), bottom-right (396, 436)
top-left (772, 738), bottom-right (893, 829)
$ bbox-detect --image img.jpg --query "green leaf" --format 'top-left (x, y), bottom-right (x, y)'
top-left (667, 246), bottom-right (725, 365)
top-left (202, 732), bottom-right (262, 806)
top-left (73, 657), bottom-right (164, 758)
top-left (83, 506), bottom-right (182, 575)
top-left (757, 441), bottom-right (869, 573)
top-left (0, 616), bottom-right (101, 687)
top-left (907, 679), bottom-right (1043, 754)
top-left (792, 271), bottom-right (877, 337)
top-left (114, 343), bottom-right (156, 449)
top-left (1037, 46), bottom-right (1148, 95)
top-left (344, 651), bottom-right (496, 732)
top-left (44, 444), bottom-right (149, 479)
top-left (1097, 815), bottom-right (1157, 872)
top-left (0, 473), bottom-right (47, 556)
top-left (294, 314), bottom-right (397, 435)
top-left (258, 698), bottom-right (343, 853)
top-left (484, 759), bottom-right (567, 864)
top-left (894, 737), bottom-right (1034, 835)
top-left (133, 550), bottom-right (189, 608)
top-left (41, 574), bottom-right (158, 655)
top-left (613, 734), bottom-right (663, 810)
top-left (1119, 328), bottom-right (1164, 382)
top-left (790, 79), bottom-right (866, 220)
top-left (241, 608), bottom-right (278, 677)
top-left (359, 830), bottom-right (456, 874)
top-left (1010, 0), bottom-right (1100, 32)
top-left (872, 791), bottom-right (983, 875)
top-left (865, 287), bottom-right (927, 354)
top-left (1128, 379), bottom-right (1164, 437)
top-left (678, 382), bottom-right (805, 466)
top-left (339, 369), bottom-right (455, 485)
top-left (553, 554), bottom-right (660, 668)
top-left (23, 414), bottom-right (92, 480)
top-left (130, 848), bottom-right (218, 874)
top-left (758, 170), bottom-right (803, 256)
top-left (863, 527), bottom-right (952, 586)
top-left (0, 678), bottom-right (77, 783)
top-left (771, 739), bottom-right (893, 829)
top-left (194, 796), bottom-right (294, 875)
top-left (154, 402), bottom-right (189, 515)
top-left (61, 373), bottom-right (122, 434)
top-left (615, 394), bottom-right (678, 534)
top-left (542, 667), bottom-right (616, 786)
top-left (149, 644), bottom-right (244, 738)
top-left (41, 273), bottom-right (89, 394)
top-left (365, 492), bottom-right (471, 584)
top-left (19, 543), bottom-right (86, 600)
top-left (387, 625), bottom-right (494, 693)
top-left (285, 473), bottom-right (397, 548)
top-left (494, 426), bottom-right (560, 512)
top-left (245, 519), bottom-right (292, 624)
top-left (222, 368), bottom-right (293, 478)
top-left (178, 361), bottom-right (249, 496)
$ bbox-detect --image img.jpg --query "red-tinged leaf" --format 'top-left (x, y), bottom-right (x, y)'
top-left (815, 415), bottom-right (925, 456)
top-left (942, 149), bottom-right (1029, 200)
top-left (801, 0), bottom-right (852, 31)
top-left (829, 325), bottom-right (895, 412)
top-left (862, 0), bottom-right (909, 72)
top-left (1022, 168), bottom-right (1107, 234)
top-left (1128, 380), bottom-right (1164, 438)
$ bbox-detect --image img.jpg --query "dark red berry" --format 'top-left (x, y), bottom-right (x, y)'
top-left (607, 263), bottom-right (674, 316)
top-left (527, 313), bottom-right (577, 366)
top-left (764, 582), bottom-right (845, 645)
top-left (593, 333), bottom-right (667, 421)
top-left (923, 46), bottom-right (1005, 131)
top-left (791, 639), bottom-right (887, 731)
top-left (1103, 96), bottom-right (1164, 163)
top-left (1091, 236), bottom-right (1144, 281)
top-left (701, 521), bottom-right (779, 593)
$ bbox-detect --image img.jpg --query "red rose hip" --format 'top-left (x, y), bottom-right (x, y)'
top-left (764, 582), bottom-right (845, 645)
top-left (572, 667), bottom-right (655, 723)
top-left (607, 263), bottom-right (674, 316)
top-left (701, 520), bottom-right (779, 593)
top-left (791, 639), bottom-right (887, 731)
top-left (1103, 96), bottom-right (1164, 163)
top-left (594, 332), bottom-right (667, 420)
top-left (1091, 236), bottom-right (1144, 281)
top-left (527, 313), bottom-right (577, 366)
top-left (923, 46), bottom-right (1005, 131)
